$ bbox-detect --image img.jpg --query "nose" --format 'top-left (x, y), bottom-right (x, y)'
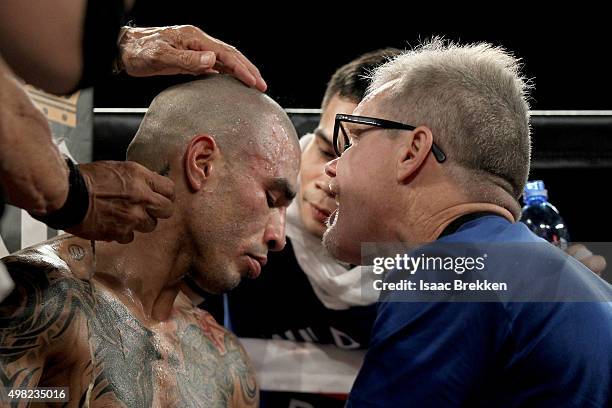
top-left (324, 157), bottom-right (338, 178)
top-left (264, 207), bottom-right (287, 252)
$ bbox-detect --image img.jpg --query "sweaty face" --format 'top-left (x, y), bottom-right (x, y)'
top-left (298, 95), bottom-right (358, 237)
top-left (322, 88), bottom-right (400, 265)
top-left (188, 118), bottom-right (300, 294)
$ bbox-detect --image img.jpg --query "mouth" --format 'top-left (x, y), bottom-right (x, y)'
top-left (246, 254), bottom-right (267, 279)
top-left (308, 202), bottom-right (332, 224)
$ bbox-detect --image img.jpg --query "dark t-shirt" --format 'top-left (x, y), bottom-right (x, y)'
top-left (201, 238), bottom-right (376, 407)
top-left (227, 238), bottom-right (376, 350)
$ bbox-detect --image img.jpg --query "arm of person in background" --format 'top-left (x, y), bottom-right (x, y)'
top-left (116, 25), bottom-right (267, 92)
top-left (0, 1), bottom-right (266, 94)
top-left (0, 57), bottom-right (70, 215)
top-left (0, 0), bottom-right (87, 95)
top-left (0, 58), bottom-right (174, 244)
top-left (0, 1), bottom-right (265, 94)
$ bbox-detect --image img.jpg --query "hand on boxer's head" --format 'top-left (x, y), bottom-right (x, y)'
top-left (117, 25), bottom-right (267, 92)
top-left (67, 161), bottom-right (175, 243)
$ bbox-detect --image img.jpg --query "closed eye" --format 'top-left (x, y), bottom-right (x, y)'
top-left (265, 178), bottom-right (296, 208)
top-left (314, 130), bottom-right (336, 159)
top-left (319, 147), bottom-right (336, 159)
top-left (266, 192), bottom-right (275, 208)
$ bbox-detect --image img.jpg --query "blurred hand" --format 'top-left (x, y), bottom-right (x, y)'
top-left (118, 25), bottom-right (267, 92)
top-left (0, 59), bottom-right (69, 214)
top-left (567, 244), bottom-right (607, 276)
top-left (67, 161), bottom-right (175, 243)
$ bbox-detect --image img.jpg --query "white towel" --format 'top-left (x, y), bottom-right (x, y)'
top-left (287, 133), bottom-right (378, 310)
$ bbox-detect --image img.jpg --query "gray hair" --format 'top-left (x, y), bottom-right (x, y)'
top-left (368, 38), bottom-right (532, 198)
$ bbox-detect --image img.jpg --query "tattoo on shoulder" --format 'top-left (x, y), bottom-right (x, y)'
top-left (174, 309), bottom-right (258, 407)
top-left (222, 331), bottom-right (259, 406)
top-left (0, 256), bottom-right (95, 391)
top-left (68, 245), bottom-right (86, 261)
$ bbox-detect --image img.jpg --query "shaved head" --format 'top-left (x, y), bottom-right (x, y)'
top-left (127, 75), bottom-right (298, 172)
top-left (125, 74), bottom-right (300, 294)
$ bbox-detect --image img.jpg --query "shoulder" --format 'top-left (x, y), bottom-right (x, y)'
top-left (2, 234), bottom-right (95, 277)
top-left (1, 237), bottom-right (94, 302)
top-left (0, 239), bottom-right (96, 378)
top-left (1, 237), bottom-right (95, 342)
top-left (177, 295), bottom-right (242, 355)
top-left (175, 295), bottom-right (259, 407)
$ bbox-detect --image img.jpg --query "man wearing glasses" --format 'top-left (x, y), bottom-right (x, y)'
top-left (323, 40), bottom-right (612, 407)
top-left (221, 47), bottom-right (606, 408)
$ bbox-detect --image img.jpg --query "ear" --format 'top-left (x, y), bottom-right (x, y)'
top-left (396, 126), bottom-right (434, 184)
top-left (184, 134), bottom-right (218, 191)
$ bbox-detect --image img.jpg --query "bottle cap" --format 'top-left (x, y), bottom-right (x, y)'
top-left (523, 180), bottom-right (548, 204)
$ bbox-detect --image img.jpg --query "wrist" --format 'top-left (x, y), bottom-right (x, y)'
top-left (43, 154), bottom-right (71, 213)
top-left (31, 158), bottom-right (90, 230)
top-left (113, 27), bottom-right (130, 74)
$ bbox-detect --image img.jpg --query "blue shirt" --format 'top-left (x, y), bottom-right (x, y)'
top-left (348, 215), bottom-right (612, 407)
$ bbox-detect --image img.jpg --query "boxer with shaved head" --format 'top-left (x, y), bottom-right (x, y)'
top-left (0, 75), bottom-right (300, 407)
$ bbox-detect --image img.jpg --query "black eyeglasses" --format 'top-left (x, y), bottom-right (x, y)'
top-left (333, 114), bottom-right (447, 163)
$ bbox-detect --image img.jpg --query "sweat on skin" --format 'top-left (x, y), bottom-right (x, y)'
top-left (0, 75), bottom-right (300, 408)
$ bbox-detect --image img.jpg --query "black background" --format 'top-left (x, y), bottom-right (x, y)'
top-left (93, 4), bottom-right (612, 254)
top-left (95, 3), bottom-right (612, 109)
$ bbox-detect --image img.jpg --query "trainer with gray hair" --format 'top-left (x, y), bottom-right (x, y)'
top-left (321, 40), bottom-right (612, 407)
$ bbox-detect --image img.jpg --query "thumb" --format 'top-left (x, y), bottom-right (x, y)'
top-left (196, 51), bottom-right (216, 69)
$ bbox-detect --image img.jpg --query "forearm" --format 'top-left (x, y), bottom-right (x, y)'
top-left (0, 58), bottom-right (69, 214)
top-left (0, 0), bottom-right (85, 94)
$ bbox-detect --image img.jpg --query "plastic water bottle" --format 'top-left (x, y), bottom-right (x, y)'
top-left (520, 180), bottom-right (570, 250)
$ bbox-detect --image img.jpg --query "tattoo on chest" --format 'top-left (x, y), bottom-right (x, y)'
top-left (0, 257), bottom-right (257, 407)
top-left (174, 313), bottom-right (257, 407)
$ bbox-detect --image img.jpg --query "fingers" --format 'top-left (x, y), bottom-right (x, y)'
top-left (567, 244), bottom-right (607, 276)
top-left (146, 170), bottom-right (176, 203)
top-left (181, 28), bottom-right (266, 91)
top-left (68, 161), bottom-right (176, 243)
top-left (143, 167), bottom-right (175, 220)
top-left (214, 47), bottom-right (266, 91)
top-left (213, 50), bottom-right (256, 86)
top-left (134, 211), bottom-right (158, 234)
top-left (229, 50), bottom-right (267, 92)
top-left (121, 161), bottom-right (175, 220)
top-left (144, 192), bottom-right (174, 220)
top-left (99, 207), bottom-right (157, 244)
top-left (567, 244), bottom-right (592, 260)
top-left (581, 255), bottom-right (607, 276)
top-left (105, 208), bottom-right (157, 243)
top-left (160, 47), bottom-right (217, 75)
